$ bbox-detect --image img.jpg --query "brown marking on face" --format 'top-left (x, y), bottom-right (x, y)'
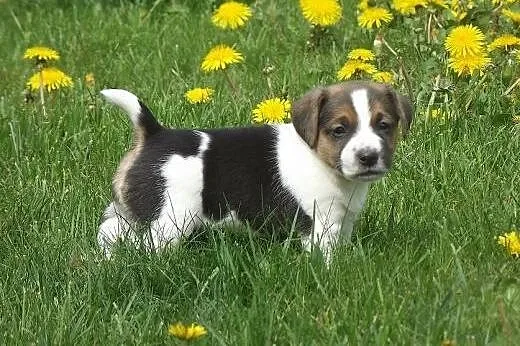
top-left (315, 105), bottom-right (358, 170)
top-left (369, 83), bottom-right (414, 137)
top-left (368, 98), bottom-right (399, 154)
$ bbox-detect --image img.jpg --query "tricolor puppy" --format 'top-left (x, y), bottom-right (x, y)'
top-left (98, 81), bottom-right (413, 260)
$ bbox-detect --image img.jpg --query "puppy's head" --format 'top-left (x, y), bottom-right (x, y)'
top-left (291, 81), bottom-right (413, 181)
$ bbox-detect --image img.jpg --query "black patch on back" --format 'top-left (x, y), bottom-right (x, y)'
top-left (202, 126), bottom-right (311, 232)
top-left (124, 129), bottom-right (200, 221)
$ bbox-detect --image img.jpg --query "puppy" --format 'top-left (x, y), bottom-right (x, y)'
top-left (98, 81), bottom-right (413, 260)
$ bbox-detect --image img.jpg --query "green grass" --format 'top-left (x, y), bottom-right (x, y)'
top-left (1, 0), bottom-right (520, 344)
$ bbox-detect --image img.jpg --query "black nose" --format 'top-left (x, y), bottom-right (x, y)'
top-left (357, 150), bottom-right (379, 167)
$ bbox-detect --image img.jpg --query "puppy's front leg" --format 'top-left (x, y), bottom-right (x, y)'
top-left (301, 219), bottom-right (342, 265)
top-left (301, 209), bottom-right (361, 264)
top-left (338, 210), bottom-right (359, 243)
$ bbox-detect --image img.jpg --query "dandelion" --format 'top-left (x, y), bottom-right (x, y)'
top-left (26, 67), bottom-right (73, 92)
top-left (448, 53), bottom-right (490, 76)
top-left (337, 60), bottom-right (378, 80)
top-left (427, 0), bottom-right (448, 8)
top-left (299, 0), bottom-right (342, 27)
top-left (201, 44), bottom-right (243, 72)
top-left (85, 73), bottom-right (95, 88)
top-left (211, 1), bottom-right (252, 30)
top-left (497, 230), bottom-right (520, 257)
top-left (185, 87), bottom-right (214, 104)
top-left (348, 48), bottom-right (376, 61)
top-left (23, 46), bottom-right (60, 62)
top-left (168, 322), bottom-right (207, 341)
top-left (513, 115), bottom-right (520, 124)
top-left (373, 34), bottom-right (384, 56)
top-left (449, 0), bottom-right (475, 21)
top-left (488, 34), bottom-right (520, 51)
top-left (502, 9), bottom-right (520, 24)
top-left (252, 98), bottom-right (291, 124)
top-left (444, 25), bottom-right (485, 57)
top-left (392, 0), bottom-right (427, 15)
top-left (358, 0), bottom-right (369, 10)
top-left (441, 339), bottom-right (456, 346)
top-left (372, 71), bottom-right (394, 84)
top-left (358, 7), bottom-right (393, 29)
top-left (423, 108), bottom-right (449, 120)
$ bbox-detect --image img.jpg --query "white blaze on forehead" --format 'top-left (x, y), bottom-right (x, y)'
top-left (340, 87), bottom-right (384, 177)
top-left (350, 88), bottom-right (371, 129)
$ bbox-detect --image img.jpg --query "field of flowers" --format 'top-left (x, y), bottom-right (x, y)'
top-left (1, 0), bottom-right (519, 344)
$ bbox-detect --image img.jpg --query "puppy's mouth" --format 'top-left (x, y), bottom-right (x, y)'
top-left (352, 169), bottom-right (387, 181)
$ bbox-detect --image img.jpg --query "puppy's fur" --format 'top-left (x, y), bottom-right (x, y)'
top-left (98, 81), bottom-right (413, 260)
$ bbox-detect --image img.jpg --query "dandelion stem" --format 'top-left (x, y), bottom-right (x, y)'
top-left (141, 0), bottom-right (165, 21)
top-left (426, 13), bottom-right (433, 45)
top-left (465, 74), bottom-right (488, 110)
top-left (381, 36), bottom-right (398, 57)
top-left (426, 75), bottom-right (441, 121)
top-left (38, 65), bottom-right (47, 117)
top-left (503, 76), bottom-right (520, 96)
top-left (381, 37), bottom-right (414, 100)
top-left (223, 69), bottom-right (239, 96)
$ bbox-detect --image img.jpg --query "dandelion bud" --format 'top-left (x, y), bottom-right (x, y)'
top-left (373, 34), bottom-right (383, 56)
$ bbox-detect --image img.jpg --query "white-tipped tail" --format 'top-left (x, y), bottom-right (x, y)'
top-left (101, 89), bottom-right (142, 127)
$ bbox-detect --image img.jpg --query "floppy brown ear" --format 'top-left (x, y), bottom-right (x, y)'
top-left (393, 91), bottom-right (414, 137)
top-left (291, 87), bottom-right (326, 148)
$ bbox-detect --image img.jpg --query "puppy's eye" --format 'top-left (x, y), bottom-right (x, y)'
top-left (377, 120), bottom-right (391, 131)
top-left (332, 125), bottom-right (346, 137)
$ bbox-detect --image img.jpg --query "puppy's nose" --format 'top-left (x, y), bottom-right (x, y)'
top-left (357, 149), bottom-right (379, 167)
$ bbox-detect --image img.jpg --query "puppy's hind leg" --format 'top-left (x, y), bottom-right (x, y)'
top-left (97, 202), bottom-right (134, 258)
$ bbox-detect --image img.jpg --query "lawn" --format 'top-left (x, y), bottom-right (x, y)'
top-left (1, 0), bottom-right (519, 344)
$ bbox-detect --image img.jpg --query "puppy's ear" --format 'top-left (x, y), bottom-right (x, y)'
top-left (386, 87), bottom-right (413, 137)
top-left (291, 87), bottom-right (326, 148)
top-left (396, 93), bottom-right (413, 136)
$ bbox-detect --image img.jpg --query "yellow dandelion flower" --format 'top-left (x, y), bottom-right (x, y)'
top-left (497, 230), bottom-right (520, 257)
top-left (422, 108), bottom-right (449, 120)
top-left (23, 46), bottom-right (60, 62)
top-left (252, 98), bottom-right (291, 124)
top-left (26, 67), bottom-right (73, 92)
top-left (358, 7), bottom-right (393, 29)
top-left (185, 87), bottom-right (214, 104)
top-left (299, 0), bottom-right (342, 27)
top-left (448, 53), bottom-right (490, 76)
top-left (449, 0), bottom-right (475, 21)
top-left (372, 71), bottom-right (394, 84)
top-left (337, 60), bottom-right (378, 80)
top-left (428, 0), bottom-right (448, 8)
top-left (168, 322), bottom-right (207, 340)
top-left (348, 48), bottom-right (376, 61)
top-left (211, 1), bottom-right (252, 30)
top-left (85, 73), bottom-right (95, 87)
top-left (358, 0), bottom-right (369, 10)
top-left (441, 339), bottom-right (456, 346)
top-left (444, 25), bottom-right (485, 57)
top-left (502, 9), bottom-right (520, 24)
top-left (488, 34), bottom-right (520, 51)
top-left (392, 0), bottom-right (427, 15)
top-left (201, 44), bottom-right (243, 72)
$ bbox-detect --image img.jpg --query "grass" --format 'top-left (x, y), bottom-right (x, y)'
top-left (1, 0), bottom-right (520, 344)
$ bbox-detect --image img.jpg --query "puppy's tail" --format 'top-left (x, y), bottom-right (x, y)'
top-left (101, 89), bottom-right (162, 138)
